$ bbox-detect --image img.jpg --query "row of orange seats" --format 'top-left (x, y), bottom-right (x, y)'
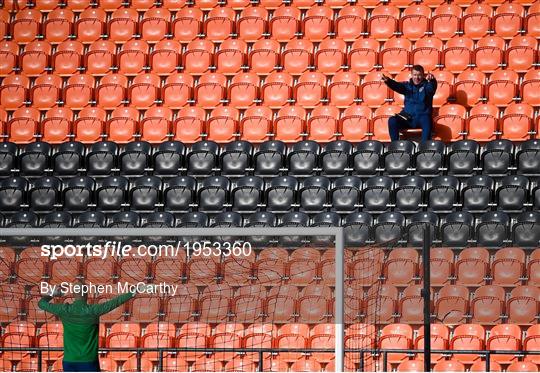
top-left (1, 35), bottom-right (539, 77)
top-left (2, 2), bottom-right (539, 45)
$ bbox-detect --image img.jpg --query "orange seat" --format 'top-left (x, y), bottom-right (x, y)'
top-left (525, 324), bottom-right (540, 365)
top-left (100, 0), bottom-right (124, 11)
top-left (316, 38), bottom-right (347, 75)
top-left (140, 8), bottom-right (170, 43)
top-left (525, 2), bottom-right (540, 37)
top-left (172, 8), bottom-right (203, 43)
top-left (435, 284), bottom-right (469, 324)
top-left (176, 323), bottom-right (210, 362)
top-left (261, 72), bottom-right (294, 108)
top-left (400, 4), bottom-right (430, 40)
top-left (506, 36), bottom-right (537, 73)
top-left (140, 106), bottom-right (172, 143)
top-left (204, 7), bottom-right (235, 42)
top-left (412, 37), bottom-right (442, 72)
top-left (85, 40), bottom-right (115, 76)
top-left (493, 3), bottom-right (524, 39)
top-left (307, 105), bottom-right (339, 143)
top-left (270, 6), bottom-right (301, 42)
top-left (429, 247), bottom-right (454, 286)
top-left (290, 359), bottom-right (322, 372)
top-left (348, 38), bottom-right (379, 75)
top-left (0, 9), bottom-right (9, 41)
top-left (129, 73), bottom-right (161, 109)
top-left (74, 107), bottom-right (105, 143)
top-left (62, 72), bottom-right (94, 111)
top-left (215, 39), bottom-right (247, 75)
top-left (399, 285), bottom-right (424, 325)
top-left (282, 39), bottom-right (314, 75)
top-left (240, 106), bottom-right (273, 143)
top-left (276, 324), bottom-right (309, 362)
top-left (237, 7), bottom-right (268, 42)
top-left (185, 257), bottom-right (221, 286)
top-left (385, 248), bottom-right (418, 286)
top-left (223, 358), bottom-right (258, 372)
top-left (41, 107), bottom-right (73, 143)
top-left (487, 69), bottom-right (519, 107)
top-left (507, 286), bottom-right (539, 325)
top-left (368, 5), bottom-right (400, 40)
top-left (500, 102), bottom-right (533, 141)
top-left (371, 104), bottom-right (401, 141)
top-left (21, 41), bottom-right (52, 77)
top-left (364, 284), bottom-right (398, 324)
top-left (487, 324), bottom-right (521, 364)
top-left (150, 40), bottom-right (181, 75)
top-left (12, 9), bottom-right (41, 44)
top-left (415, 324), bottom-right (450, 362)
top-left (397, 360), bottom-right (424, 372)
top-left (212, 323), bottom-right (244, 361)
top-left (173, 106), bottom-right (205, 143)
top-left (195, 73), bottom-right (227, 109)
top-left (162, 73), bottom-right (193, 109)
top-left (434, 361), bottom-right (465, 372)
top-left (228, 72), bottom-right (259, 109)
top-left (108, 8), bottom-right (138, 43)
top-left (162, 357), bottom-right (189, 372)
top-left (141, 323), bottom-right (175, 360)
top-left (191, 358), bottom-right (223, 372)
top-left (455, 247), bottom-right (489, 286)
top-left (431, 4), bottom-right (461, 40)
top-left (361, 71), bottom-right (391, 108)
top-left (433, 103), bottom-right (467, 142)
top-left (328, 72), bottom-right (359, 108)
top-left (442, 36), bottom-right (474, 73)
top-left (527, 249), bottom-right (540, 286)
top-left (31, 74), bottom-right (62, 110)
top-left (0, 75), bottom-right (30, 110)
top-left (249, 39), bottom-right (280, 75)
top-left (107, 322), bottom-right (140, 361)
top-left (117, 40), bottom-right (149, 76)
top-left (8, 107), bottom-right (40, 144)
top-left (75, 8), bottom-right (106, 44)
top-left (96, 73), bottom-right (128, 109)
top-left (470, 285), bottom-right (505, 324)
top-left (207, 106), bottom-right (239, 143)
top-left (336, 6), bottom-right (366, 41)
top-left (380, 38), bottom-right (412, 74)
top-left (474, 36), bottom-right (505, 73)
top-left (470, 361), bottom-right (502, 372)
top-left (302, 6), bottom-right (332, 41)
top-left (242, 323), bottom-right (276, 361)
top-left (462, 3), bottom-right (492, 40)
top-left (454, 70), bottom-right (486, 108)
top-left (466, 103), bottom-right (498, 142)
top-left (379, 324), bottom-right (413, 364)
top-left (107, 106), bottom-right (139, 143)
top-left (2, 332), bottom-right (33, 361)
top-left (507, 362), bottom-right (539, 372)
top-left (492, 247), bottom-right (526, 286)
top-left (0, 41), bottom-right (18, 76)
top-left (522, 70), bottom-right (540, 107)
top-left (294, 71), bottom-right (326, 107)
top-left (451, 324), bottom-right (485, 364)
top-left (274, 106), bottom-right (306, 143)
top-left (122, 357), bottom-right (153, 372)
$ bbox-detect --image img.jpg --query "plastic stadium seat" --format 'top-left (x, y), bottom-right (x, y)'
top-left (461, 175), bottom-right (493, 213)
top-left (224, 359), bottom-right (258, 372)
top-left (95, 176), bottom-right (128, 209)
top-left (197, 176), bottom-right (230, 212)
top-left (462, 3), bottom-right (492, 40)
top-left (379, 324), bottom-right (413, 364)
top-left (415, 324), bottom-right (450, 362)
top-left (74, 107), bottom-right (106, 143)
top-left (1, 75), bottom-right (30, 110)
top-left (0, 41), bottom-right (18, 76)
top-left (385, 140), bottom-right (415, 177)
top-left (307, 106), bottom-right (339, 142)
top-left (431, 4), bottom-right (461, 40)
top-left (108, 8), bottom-right (138, 43)
top-left (411, 37), bottom-right (442, 72)
top-left (276, 324), bottom-right (310, 362)
top-left (106, 323), bottom-right (140, 361)
top-left (107, 107), bottom-right (139, 143)
top-left (469, 285), bottom-right (505, 324)
top-left (195, 73), bottom-right (227, 108)
top-left (303, 6), bottom-right (333, 42)
top-left (435, 284), bottom-right (469, 324)
top-left (161, 0), bottom-right (186, 10)
top-left (517, 139), bottom-right (540, 176)
top-left (20, 41), bottom-right (51, 77)
top-left (228, 72), bottom-right (259, 109)
top-left (130, 175), bottom-right (162, 210)
top-left (12, 9), bottom-right (41, 44)
top-left (361, 175), bottom-right (391, 213)
top-left (163, 73), bottom-right (193, 109)
top-left (20, 142), bottom-right (52, 177)
top-left (140, 107), bottom-right (173, 143)
top-left (296, 176), bottom-right (329, 214)
top-left (8, 108), bottom-right (40, 144)
top-left (95, 74), bottom-right (128, 110)
top-left (398, 360), bottom-right (424, 372)
top-left (186, 141), bottom-right (219, 177)
top-left (128, 73), bottom-right (161, 109)
top-left (206, 107), bottom-right (239, 143)
top-left (398, 285), bottom-right (423, 324)
top-left (380, 38), bottom-right (411, 74)
top-left (215, 39), bottom-right (247, 75)
top-left (430, 70), bottom-right (453, 107)
top-left (172, 8), bottom-right (203, 43)
top-left (493, 3), bottom-right (524, 39)
top-left (447, 139), bottom-right (479, 176)
top-left (249, 39), bottom-right (280, 75)
top-left (100, 0), bottom-right (125, 11)
top-left (498, 175), bottom-right (529, 213)
top-left (30, 74), bottom-right (62, 110)
top-left (262, 72), bottom-right (293, 108)
top-left (204, 7), bottom-right (235, 42)
top-left (274, 106), bottom-right (306, 143)
top-left (487, 324), bottom-right (521, 364)
top-left (506, 36), bottom-right (537, 73)
top-left (474, 36), bottom-right (505, 73)
top-left (140, 8), bottom-right (170, 43)
top-left (525, 325), bottom-right (540, 365)
top-left (0, 9), bottom-right (8, 41)
top-left (122, 357), bottom-right (153, 372)
top-left (348, 38), bottom-right (378, 74)
top-left (85, 40), bottom-right (115, 76)
top-left (501, 103), bottom-right (534, 142)
top-left (400, 4), bottom-right (430, 40)
top-left (41, 107), bottom-right (73, 144)
top-left (442, 36), bottom-right (474, 73)
top-left (373, 211), bottom-right (405, 243)
top-left (454, 70), bottom-right (486, 108)
top-left (118, 40), bottom-right (149, 76)
top-left (454, 247), bottom-right (489, 286)
top-left (294, 72), bottom-right (326, 107)
top-left (361, 72), bottom-right (392, 108)
top-left (477, 211), bottom-right (510, 247)
top-left (513, 212), bottom-right (540, 248)
top-left (487, 69), bottom-right (519, 107)
top-left (74, 8), bottom-right (105, 44)
top-left (237, 7), bottom-right (268, 42)
top-left (240, 106), bottom-right (272, 143)
top-left (289, 359), bottom-right (322, 372)
top-left (336, 6), bottom-right (366, 41)
top-left (150, 40), bottom-right (181, 75)
top-left (270, 6), bottom-right (301, 42)
top-left (175, 323), bottom-right (210, 361)
top-left (191, 358), bottom-right (223, 372)
top-left (433, 104), bottom-right (466, 142)
top-left (450, 324), bottom-right (485, 364)
top-left (62, 73), bottom-right (93, 109)
top-left (470, 361), bottom-right (502, 372)
top-left (256, 247), bottom-right (289, 285)
top-left (282, 39), bottom-right (314, 75)
top-left (507, 362), bottom-right (539, 372)
top-left (385, 248), bottom-right (418, 286)
top-left (44, 9), bottom-right (74, 44)
top-left (328, 72), bottom-right (359, 108)
top-left (466, 104), bottom-right (498, 142)
top-left (480, 139), bottom-right (512, 177)
top-left (507, 286), bottom-right (539, 325)
top-left (368, 5), bottom-right (400, 40)
top-left (315, 38), bottom-right (347, 75)
top-left (434, 361), bottom-right (465, 372)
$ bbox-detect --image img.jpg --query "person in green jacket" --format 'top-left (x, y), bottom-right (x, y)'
top-left (38, 282), bottom-right (135, 372)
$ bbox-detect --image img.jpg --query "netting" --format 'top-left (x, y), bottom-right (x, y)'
top-left (0, 230), bottom-right (388, 372)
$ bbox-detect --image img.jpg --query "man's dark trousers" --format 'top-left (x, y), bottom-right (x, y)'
top-left (62, 360), bottom-right (101, 372)
top-left (388, 114), bottom-right (432, 142)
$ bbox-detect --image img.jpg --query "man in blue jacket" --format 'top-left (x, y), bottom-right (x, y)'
top-left (382, 65), bottom-right (437, 142)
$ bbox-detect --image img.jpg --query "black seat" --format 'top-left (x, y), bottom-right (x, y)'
top-left (130, 176), bottom-right (161, 212)
top-left (373, 212), bottom-right (405, 244)
top-left (362, 176), bottom-right (393, 213)
top-left (343, 212), bottom-right (373, 247)
top-left (384, 140), bottom-right (415, 177)
top-left (299, 176), bottom-right (331, 214)
top-left (20, 142), bottom-right (51, 177)
top-left (7, 211), bottom-right (38, 227)
top-left (395, 176), bottom-right (426, 214)
top-left (0, 177), bottom-right (28, 213)
top-left (63, 176), bottom-right (95, 213)
top-left (311, 211), bottom-right (341, 246)
top-left (75, 211), bottom-right (107, 227)
top-left (187, 140), bottom-right (219, 177)
top-left (41, 211), bottom-right (72, 227)
top-left (279, 211), bottom-right (309, 247)
top-left (320, 140), bottom-right (352, 177)
top-left (96, 176), bottom-right (129, 212)
top-left (86, 141), bottom-right (118, 177)
top-left (352, 140), bottom-right (383, 177)
top-left (516, 139), bottom-right (540, 177)
top-left (476, 211), bottom-right (510, 247)
top-left (497, 175), bottom-right (529, 212)
top-left (220, 141), bottom-right (253, 177)
top-left (119, 141), bottom-right (152, 177)
top-left (254, 140), bottom-right (286, 177)
top-left (441, 211), bottom-right (474, 247)
top-left (513, 211), bottom-right (540, 247)
top-left (406, 211), bottom-right (438, 246)
top-left (163, 176), bottom-right (196, 213)
top-left (462, 175), bottom-right (494, 213)
top-left (143, 212), bottom-right (175, 227)
top-left (198, 176), bottom-right (230, 213)
top-left (330, 176), bottom-right (362, 214)
top-left (427, 175), bottom-right (459, 213)
top-left (481, 140), bottom-right (513, 177)
top-left (52, 141), bottom-right (85, 177)
top-left (177, 212), bottom-right (209, 227)
top-left (0, 142), bottom-right (17, 177)
top-left (447, 140), bottom-right (479, 177)
top-left (288, 140), bottom-right (320, 177)
top-left (153, 141), bottom-right (185, 177)
top-left (266, 176), bottom-right (298, 213)
top-left (247, 211), bottom-right (277, 247)
top-left (212, 211), bottom-right (243, 243)
top-left (415, 140), bottom-right (445, 177)
top-left (29, 176), bottom-right (62, 213)
top-left (231, 176), bottom-right (264, 213)
top-left (109, 211), bottom-right (140, 227)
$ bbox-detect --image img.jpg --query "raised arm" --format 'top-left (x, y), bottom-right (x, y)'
top-left (382, 75), bottom-right (408, 95)
top-left (38, 295), bottom-right (68, 317)
top-left (92, 292), bottom-right (135, 316)
top-left (425, 73), bottom-right (437, 95)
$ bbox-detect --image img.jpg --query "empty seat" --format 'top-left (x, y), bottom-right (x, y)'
top-left (487, 324), bottom-right (521, 364)
top-left (507, 286), bottom-right (539, 325)
top-left (435, 285), bottom-right (469, 324)
top-left (450, 324), bottom-right (485, 364)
